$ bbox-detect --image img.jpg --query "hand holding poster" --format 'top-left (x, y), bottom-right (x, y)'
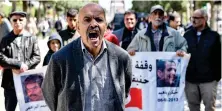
top-left (125, 52), bottom-right (190, 111)
top-left (13, 66), bottom-right (50, 111)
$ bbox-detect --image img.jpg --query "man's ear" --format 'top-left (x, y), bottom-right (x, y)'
top-left (76, 21), bottom-right (80, 31)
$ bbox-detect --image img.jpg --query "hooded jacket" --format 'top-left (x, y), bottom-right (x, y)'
top-left (43, 33), bottom-right (63, 66)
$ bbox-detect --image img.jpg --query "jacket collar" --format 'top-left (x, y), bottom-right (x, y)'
top-left (191, 23), bottom-right (210, 34)
top-left (144, 22), bottom-right (169, 38)
top-left (12, 30), bottom-right (31, 37)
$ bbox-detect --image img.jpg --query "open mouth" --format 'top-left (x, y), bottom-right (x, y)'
top-left (88, 31), bottom-right (99, 40)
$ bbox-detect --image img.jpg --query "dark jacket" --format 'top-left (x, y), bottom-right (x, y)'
top-left (43, 33), bottom-right (63, 66)
top-left (0, 30), bottom-right (41, 89)
top-left (184, 26), bottom-right (221, 83)
top-left (113, 27), bottom-right (140, 49)
top-left (59, 27), bottom-right (80, 45)
top-left (42, 38), bottom-right (132, 111)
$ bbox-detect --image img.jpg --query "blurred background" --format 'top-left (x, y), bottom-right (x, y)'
top-left (0, 0), bottom-right (222, 34)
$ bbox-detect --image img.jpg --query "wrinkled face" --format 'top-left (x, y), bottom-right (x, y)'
top-left (67, 16), bottom-right (78, 30)
top-left (164, 61), bottom-right (176, 85)
top-left (124, 13), bottom-right (137, 30)
top-left (191, 10), bottom-right (205, 29)
top-left (150, 10), bottom-right (164, 26)
top-left (49, 39), bottom-right (61, 52)
top-left (11, 15), bottom-right (26, 31)
top-left (26, 83), bottom-right (43, 102)
top-left (77, 4), bottom-right (107, 50)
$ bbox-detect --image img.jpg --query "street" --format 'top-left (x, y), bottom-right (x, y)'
top-left (0, 37), bottom-right (221, 111)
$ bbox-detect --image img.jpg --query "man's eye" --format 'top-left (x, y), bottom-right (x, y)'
top-left (84, 18), bottom-right (91, 22)
top-left (95, 18), bottom-right (103, 22)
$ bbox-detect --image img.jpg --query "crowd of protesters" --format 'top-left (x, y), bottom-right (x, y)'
top-left (0, 2), bottom-right (221, 111)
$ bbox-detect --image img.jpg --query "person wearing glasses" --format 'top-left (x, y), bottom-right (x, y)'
top-left (0, 11), bottom-right (41, 111)
top-left (42, 3), bottom-right (132, 111)
top-left (59, 8), bottom-right (80, 46)
top-left (184, 9), bottom-right (221, 111)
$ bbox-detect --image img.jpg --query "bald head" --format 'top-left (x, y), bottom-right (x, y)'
top-left (77, 3), bottom-right (107, 56)
top-left (79, 3), bottom-right (106, 19)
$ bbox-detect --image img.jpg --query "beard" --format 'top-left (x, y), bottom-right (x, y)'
top-left (152, 20), bottom-right (163, 26)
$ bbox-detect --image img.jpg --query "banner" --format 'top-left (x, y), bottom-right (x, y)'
top-left (13, 66), bottom-right (50, 111)
top-left (125, 52), bottom-right (190, 111)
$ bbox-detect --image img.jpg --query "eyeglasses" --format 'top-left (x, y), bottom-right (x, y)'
top-left (190, 16), bottom-right (204, 20)
top-left (12, 19), bottom-right (23, 22)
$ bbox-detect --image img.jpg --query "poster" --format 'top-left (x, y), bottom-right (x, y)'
top-left (125, 52), bottom-right (190, 111)
top-left (13, 66), bottom-right (50, 111)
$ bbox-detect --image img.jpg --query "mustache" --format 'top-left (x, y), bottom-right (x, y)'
top-left (155, 18), bottom-right (162, 21)
top-left (87, 26), bottom-right (100, 34)
top-left (29, 94), bottom-right (38, 98)
top-left (87, 26), bottom-right (100, 31)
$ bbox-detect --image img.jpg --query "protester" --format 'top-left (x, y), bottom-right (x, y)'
top-left (104, 23), bottom-right (119, 45)
top-left (24, 75), bottom-right (44, 102)
top-left (127, 5), bottom-right (187, 56)
top-left (0, 11), bottom-right (41, 111)
top-left (156, 60), bottom-right (179, 87)
top-left (113, 10), bottom-right (140, 50)
top-left (43, 33), bottom-right (63, 66)
top-left (42, 3), bottom-right (132, 111)
top-left (0, 12), bottom-right (12, 42)
top-left (184, 9), bottom-right (221, 111)
top-left (168, 12), bottom-right (185, 36)
top-left (59, 8), bottom-right (80, 45)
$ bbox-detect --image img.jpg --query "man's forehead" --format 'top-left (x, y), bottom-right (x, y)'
top-left (80, 4), bottom-right (104, 16)
top-left (152, 10), bottom-right (164, 14)
top-left (11, 15), bottom-right (26, 19)
top-left (193, 10), bottom-right (202, 16)
top-left (124, 13), bottom-right (136, 18)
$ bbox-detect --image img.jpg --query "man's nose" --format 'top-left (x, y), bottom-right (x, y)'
top-left (90, 19), bottom-right (98, 28)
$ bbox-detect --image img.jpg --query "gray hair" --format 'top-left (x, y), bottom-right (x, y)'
top-left (198, 9), bottom-right (208, 21)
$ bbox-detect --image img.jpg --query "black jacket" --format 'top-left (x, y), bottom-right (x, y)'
top-left (0, 30), bottom-right (41, 89)
top-left (184, 26), bottom-right (221, 83)
top-left (59, 27), bottom-right (79, 45)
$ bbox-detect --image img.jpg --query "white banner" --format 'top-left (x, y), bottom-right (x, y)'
top-left (13, 66), bottom-right (50, 111)
top-left (125, 52), bottom-right (190, 111)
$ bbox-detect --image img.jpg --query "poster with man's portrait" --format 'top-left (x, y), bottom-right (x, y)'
top-left (125, 52), bottom-right (190, 111)
top-left (156, 59), bottom-right (181, 87)
top-left (13, 66), bottom-right (50, 111)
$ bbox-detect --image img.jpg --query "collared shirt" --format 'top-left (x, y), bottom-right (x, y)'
top-left (81, 39), bottom-right (116, 111)
top-left (152, 29), bottom-right (162, 51)
top-left (197, 31), bottom-right (201, 43)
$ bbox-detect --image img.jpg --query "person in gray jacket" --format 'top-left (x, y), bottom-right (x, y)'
top-left (127, 5), bottom-right (187, 56)
top-left (42, 3), bottom-right (132, 111)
